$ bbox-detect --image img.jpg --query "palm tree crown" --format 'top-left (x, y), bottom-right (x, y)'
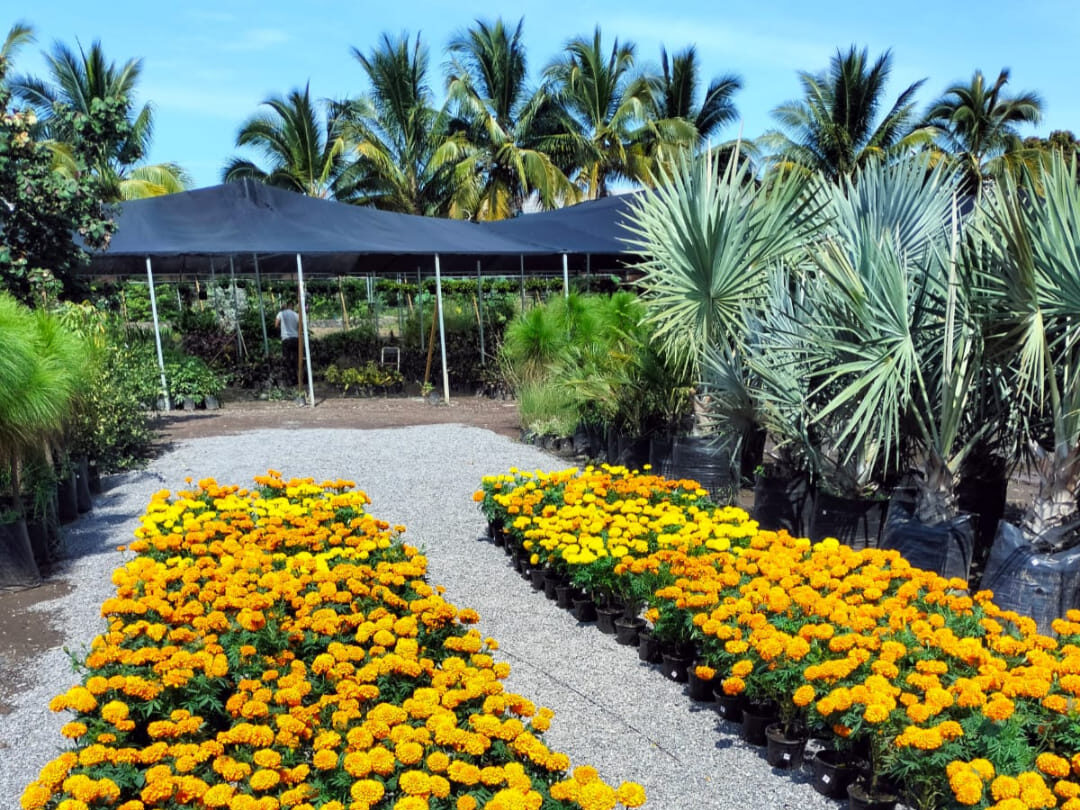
top-left (762, 46), bottom-right (931, 182)
top-left (338, 32), bottom-right (463, 215)
top-left (9, 38), bottom-right (188, 199)
top-left (652, 45), bottom-right (741, 143)
top-left (543, 26), bottom-right (657, 198)
top-left (444, 17), bottom-right (575, 219)
top-left (923, 68), bottom-right (1042, 194)
top-left (223, 84), bottom-right (349, 199)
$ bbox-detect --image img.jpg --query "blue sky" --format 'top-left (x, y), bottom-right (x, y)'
top-left (10, 1), bottom-right (1080, 189)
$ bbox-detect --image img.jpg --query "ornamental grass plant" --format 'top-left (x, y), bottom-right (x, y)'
top-left (24, 471), bottom-right (646, 810)
top-left (478, 464), bottom-right (1080, 810)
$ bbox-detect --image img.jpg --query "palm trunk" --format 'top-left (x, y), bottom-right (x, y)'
top-left (1021, 443), bottom-right (1080, 539)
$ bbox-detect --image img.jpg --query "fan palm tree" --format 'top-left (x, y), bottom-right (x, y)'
top-left (923, 68), bottom-right (1043, 196)
top-left (444, 17), bottom-right (576, 219)
top-left (623, 146), bottom-right (825, 377)
top-left (762, 46), bottom-right (932, 182)
top-left (967, 152), bottom-right (1080, 538)
top-left (9, 38), bottom-right (188, 200)
top-left (223, 84), bottom-right (350, 199)
top-left (337, 32), bottom-right (465, 215)
top-left (791, 157), bottom-right (979, 506)
top-left (543, 26), bottom-right (664, 198)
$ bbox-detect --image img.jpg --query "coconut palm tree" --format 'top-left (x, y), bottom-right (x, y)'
top-left (223, 84), bottom-right (351, 199)
top-left (762, 46), bottom-right (932, 182)
top-left (337, 32), bottom-right (465, 215)
top-left (543, 26), bottom-right (663, 198)
top-left (444, 17), bottom-right (577, 219)
top-left (9, 38), bottom-right (189, 200)
top-left (923, 68), bottom-right (1043, 196)
top-left (650, 46), bottom-right (741, 143)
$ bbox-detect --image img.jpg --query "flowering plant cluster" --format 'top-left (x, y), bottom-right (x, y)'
top-left (477, 465), bottom-right (1080, 810)
top-left (23, 471), bottom-right (646, 810)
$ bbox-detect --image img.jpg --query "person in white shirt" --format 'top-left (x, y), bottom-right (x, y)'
top-left (274, 300), bottom-right (300, 385)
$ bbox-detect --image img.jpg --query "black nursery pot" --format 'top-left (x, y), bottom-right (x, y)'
top-left (660, 651), bottom-right (693, 683)
top-left (614, 617), bottom-right (645, 646)
top-left (811, 749), bottom-right (864, 799)
top-left (739, 701), bottom-right (779, 746)
top-left (637, 628), bottom-right (663, 663)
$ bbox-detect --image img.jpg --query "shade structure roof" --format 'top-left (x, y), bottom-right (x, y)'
top-left (89, 180), bottom-right (643, 278)
top-left (479, 192), bottom-right (642, 255)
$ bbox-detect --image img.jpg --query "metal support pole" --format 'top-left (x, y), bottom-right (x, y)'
top-left (295, 254), bottom-right (316, 407)
top-left (146, 257), bottom-right (171, 411)
top-left (476, 260), bottom-right (485, 366)
top-left (562, 253), bottom-right (569, 298)
top-left (253, 254), bottom-right (269, 357)
top-left (434, 253), bottom-right (450, 404)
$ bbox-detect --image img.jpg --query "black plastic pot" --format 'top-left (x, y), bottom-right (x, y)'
top-left (0, 518), bottom-right (41, 588)
top-left (616, 433), bottom-right (651, 471)
top-left (880, 495), bottom-right (974, 582)
top-left (56, 471), bottom-right (79, 525)
top-left (668, 436), bottom-right (734, 503)
top-left (752, 473), bottom-right (811, 536)
top-left (648, 436), bottom-right (674, 477)
top-left (979, 521), bottom-right (1080, 635)
top-left (75, 456), bottom-right (93, 514)
top-left (810, 490), bottom-right (887, 549)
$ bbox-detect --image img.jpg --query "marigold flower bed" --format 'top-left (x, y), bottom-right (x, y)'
top-left (477, 465), bottom-right (1080, 810)
top-left (22, 471), bottom-right (646, 810)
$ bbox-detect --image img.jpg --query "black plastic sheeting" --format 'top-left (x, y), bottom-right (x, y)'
top-left (88, 180), bottom-right (640, 277)
top-left (980, 522), bottom-right (1080, 635)
top-left (880, 496), bottom-right (974, 582)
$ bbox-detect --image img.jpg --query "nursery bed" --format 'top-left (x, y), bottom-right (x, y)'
top-left (0, 425), bottom-right (838, 810)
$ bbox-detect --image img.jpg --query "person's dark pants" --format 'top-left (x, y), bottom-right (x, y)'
top-left (281, 337), bottom-right (300, 385)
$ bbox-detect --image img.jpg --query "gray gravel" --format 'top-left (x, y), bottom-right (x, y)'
top-left (0, 425), bottom-right (843, 809)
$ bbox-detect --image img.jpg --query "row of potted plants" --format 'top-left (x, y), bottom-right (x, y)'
top-left (22, 471), bottom-right (647, 810)
top-left (476, 464), bottom-right (1080, 810)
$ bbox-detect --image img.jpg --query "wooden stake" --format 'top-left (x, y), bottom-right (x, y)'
top-left (423, 295), bottom-right (439, 388)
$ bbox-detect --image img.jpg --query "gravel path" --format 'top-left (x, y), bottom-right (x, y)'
top-left (0, 425), bottom-right (841, 810)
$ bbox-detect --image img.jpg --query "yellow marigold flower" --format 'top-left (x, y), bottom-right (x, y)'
top-left (202, 784), bottom-right (235, 808)
top-left (1039, 753), bottom-right (1072, 779)
top-left (392, 797), bottom-right (429, 810)
top-left (616, 782), bottom-right (647, 807)
top-left (426, 751), bottom-right (450, 773)
top-left (20, 783), bottom-right (52, 810)
top-left (395, 741), bottom-right (425, 766)
top-left (249, 769), bottom-right (280, 791)
top-left (400, 771), bottom-right (432, 796)
top-left (731, 660), bottom-right (753, 677)
top-left (792, 685), bottom-right (815, 707)
top-left (991, 775), bottom-right (1021, 800)
top-left (350, 780), bottom-right (385, 804)
top-left (456, 797), bottom-right (478, 810)
top-left (313, 749), bottom-right (338, 770)
top-left (983, 696), bottom-right (1015, 722)
top-left (862, 703), bottom-right (891, 724)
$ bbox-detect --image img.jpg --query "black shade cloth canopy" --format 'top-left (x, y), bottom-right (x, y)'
top-left (479, 192), bottom-right (642, 255)
top-left (89, 180), bottom-right (641, 277)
